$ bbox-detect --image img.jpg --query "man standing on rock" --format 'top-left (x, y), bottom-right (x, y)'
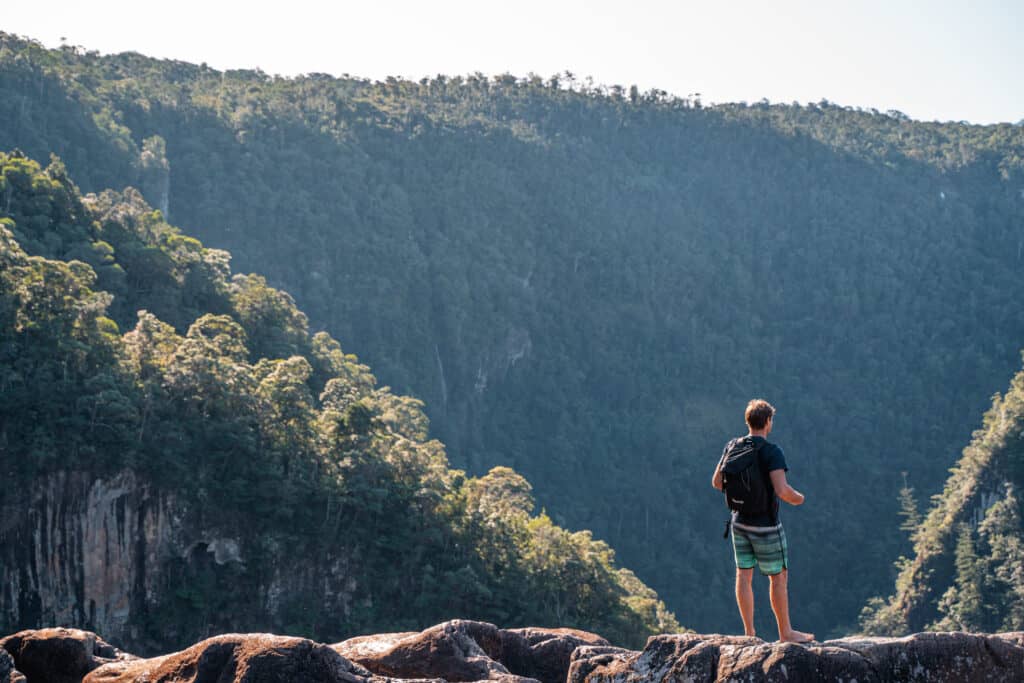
top-left (711, 399), bottom-right (814, 643)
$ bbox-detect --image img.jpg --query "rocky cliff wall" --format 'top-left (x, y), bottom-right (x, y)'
top-left (0, 470), bottom-right (181, 645)
top-left (0, 470), bottom-right (360, 652)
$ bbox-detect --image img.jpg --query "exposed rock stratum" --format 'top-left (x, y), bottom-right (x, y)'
top-left (2, 621), bottom-right (1023, 682)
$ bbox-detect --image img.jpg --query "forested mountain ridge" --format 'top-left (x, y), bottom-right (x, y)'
top-left (1, 31), bottom-right (1023, 637)
top-left (861, 356), bottom-right (1024, 635)
top-left (0, 150), bottom-right (678, 653)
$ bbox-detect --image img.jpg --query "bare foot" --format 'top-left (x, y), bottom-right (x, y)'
top-left (743, 630), bottom-right (757, 638)
top-left (779, 629), bottom-right (815, 644)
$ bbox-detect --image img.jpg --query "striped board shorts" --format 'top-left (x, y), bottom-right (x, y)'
top-left (731, 522), bottom-right (788, 576)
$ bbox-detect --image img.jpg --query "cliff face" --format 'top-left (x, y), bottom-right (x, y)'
top-left (1, 470), bottom-right (178, 644)
top-left (0, 470), bottom-right (360, 653)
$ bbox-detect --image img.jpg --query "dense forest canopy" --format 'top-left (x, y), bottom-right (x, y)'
top-left (0, 150), bottom-right (677, 651)
top-left (1, 31), bottom-right (1023, 637)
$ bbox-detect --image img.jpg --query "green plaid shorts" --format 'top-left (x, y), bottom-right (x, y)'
top-left (732, 522), bottom-right (788, 576)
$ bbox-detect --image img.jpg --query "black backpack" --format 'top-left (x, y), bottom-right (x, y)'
top-left (720, 437), bottom-right (773, 521)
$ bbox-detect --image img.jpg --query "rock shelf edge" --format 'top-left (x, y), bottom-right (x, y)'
top-left (2, 621), bottom-right (1022, 683)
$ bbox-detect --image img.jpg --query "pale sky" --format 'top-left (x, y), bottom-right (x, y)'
top-left (4, 0), bottom-right (1022, 124)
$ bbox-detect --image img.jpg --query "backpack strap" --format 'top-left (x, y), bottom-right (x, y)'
top-left (720, 439), bottom-right (737, 540)
top-left (756, 441), bottom-right (780, 525)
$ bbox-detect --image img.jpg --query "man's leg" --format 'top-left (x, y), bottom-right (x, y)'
top-left (735, 568), bottom-right (755, 637)
top-left (768, 569), bottom-right (814, 643)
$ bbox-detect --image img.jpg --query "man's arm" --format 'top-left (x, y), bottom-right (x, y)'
top-left (712, 443), bottom-right (731, 490)
top-left (769, 469), bottom-right (805, 505)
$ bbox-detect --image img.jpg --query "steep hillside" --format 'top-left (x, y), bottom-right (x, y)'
top-left (0, 150), bottom-right (676, 653)
top-left (861, 356), bottom-right (1024, 634)
top-left (2, 32), bottom-right (1024, 636)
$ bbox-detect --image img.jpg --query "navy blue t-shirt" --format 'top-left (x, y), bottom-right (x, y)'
top-left (722, 435), bottom-right (788, 527)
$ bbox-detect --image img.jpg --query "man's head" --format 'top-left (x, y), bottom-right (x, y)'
top-left (745, 399), bottom-right (775, 434)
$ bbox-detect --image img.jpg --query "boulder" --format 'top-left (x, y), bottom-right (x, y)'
top-left (571, 630), bottom-right (1024, 683)
top-left (332, 632), bottom-right (420, 664)
top-left (716, 639), bottom-right (877, 681)
top-left (334, 621), bottom-right (518, 683)
top-left (567, 645), bottom-right (635, 683)
top-left (85, 633), bottom-right (372, 683)
top-left (0, 628), bottom-right (125, 683)
top-left (821, 631), bottom-right (1024, 682)
top-left (334, 621), bottom-right (606, 683)
top-left (498, 628), bottom-right (608, 683)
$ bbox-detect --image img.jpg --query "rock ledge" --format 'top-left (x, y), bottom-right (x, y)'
top-left (3, 622), bottom-right (1023, 683)
top-left (570, 631), bottom-right (1024, 683)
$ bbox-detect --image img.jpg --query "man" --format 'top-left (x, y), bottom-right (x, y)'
top-left (711, 399), bottom-right (813, 643)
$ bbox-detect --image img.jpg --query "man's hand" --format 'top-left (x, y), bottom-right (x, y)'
top-left (712, 462), bottom-right (724, 491)
top-left (769, 469), bottom-right (804, 506)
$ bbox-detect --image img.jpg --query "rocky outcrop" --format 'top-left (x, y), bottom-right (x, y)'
top-left (84, 633), bottom-right (375, 683)
top-left (4, 623), bottom-right (1024, 683)
top-left (0, 628), bottom-right (129, 683)
top-left (498, 627), bottom-right (609, 683)
top-left (570, 631), bottom-right (1024, 683)
top-left (333, 620), bottom-right (607, 683)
